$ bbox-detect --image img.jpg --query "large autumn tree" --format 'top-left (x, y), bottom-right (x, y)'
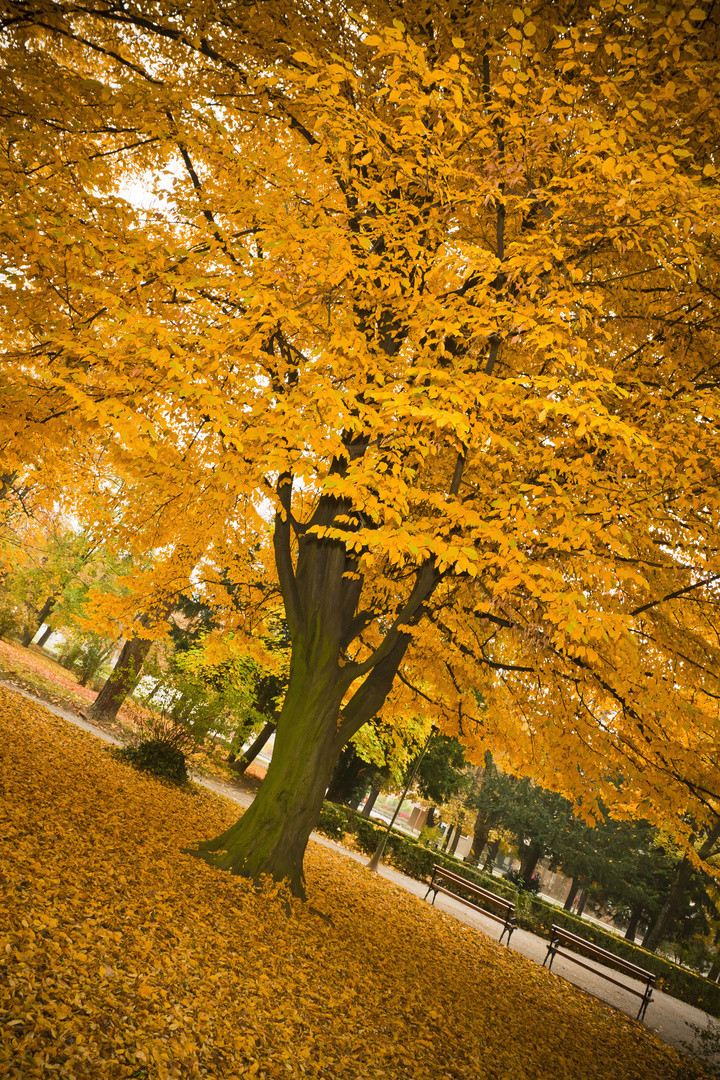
top-left (2, 0), bottom-right (720, 895)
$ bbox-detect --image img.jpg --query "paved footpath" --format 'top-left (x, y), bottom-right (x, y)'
top-left (4, 681), bottom-right (719, 1072)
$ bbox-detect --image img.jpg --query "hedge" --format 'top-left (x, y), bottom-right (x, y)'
top-left (315, 801), bottom-right (720, 1018)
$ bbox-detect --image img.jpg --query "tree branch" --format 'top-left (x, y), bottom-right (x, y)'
top-left (272, 473), bottom-right (303, 637)
top-left (631, 574), bottom-right (720, 616)
top-left (338, 633), bottom-right (412, 742)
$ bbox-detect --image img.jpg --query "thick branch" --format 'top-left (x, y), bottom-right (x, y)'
top-left (340, 560), bottom-right (440, 688)
top-left (338, 633), bottom-right (412, 742)
top-left (272, 473), bottom-right (303, 637)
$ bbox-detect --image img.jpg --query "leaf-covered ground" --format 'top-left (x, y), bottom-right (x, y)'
top-left (0, 640), bottom-right (267, 783)
top-left (0, 639), bottom-right (97, 716)
top-left (0, 687), bottom-right (708, 1079)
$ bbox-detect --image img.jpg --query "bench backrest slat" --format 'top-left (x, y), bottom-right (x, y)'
top-left (432, 865), bottom-right (515, 916)
top-left (551, 925), bottom-right (655, 984)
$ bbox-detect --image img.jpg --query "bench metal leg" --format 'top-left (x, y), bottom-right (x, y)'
top-left (498, 923), bottom-right (514, 947)
top-left (423, 885), bottom-right (438, 904)
top-left (637, 991), bottom-right (652, 1023)
top-left (543, 944), bottom-right (556, 970)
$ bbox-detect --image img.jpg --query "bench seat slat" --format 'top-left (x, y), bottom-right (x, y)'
top-left (424, 864), bottom-right (516, 946)
top-left (544, 923), bottom-right (655, 1022)
top-left (429, 867), bottom-right (513, 904)
top-left (433, 877), bottom-right (513, 910)
top-left (551, 929), bottom-right (655, 983)
top-left (431, 884), bottom-right (509, 926)
top-left (548, 948), bottom-right (650, 998)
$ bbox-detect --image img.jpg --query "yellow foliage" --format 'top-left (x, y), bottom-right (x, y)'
top-left (0, 688), bottom-right (707, 1080)
top-left (2, 1), bottom-right (720, 876)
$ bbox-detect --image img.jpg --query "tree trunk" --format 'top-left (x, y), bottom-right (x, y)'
top-left (230, 721), bottom-right (277, 777)
top-left (643, 817), bottom-right (720, 951)
top-left (443, 823), bottom-right (455, 852)
top-left (362, 780), bottom-right (382, 818)
top-left (325, 743), bottom-right (370, 805)
top-left (469, 813), bottom-right (492, 865)
top-left (564, 876), bottom-right (580, 912)
top-left (36, 623), bottom-right (54, 648)
top-left (449, 813), bottom-right (465, 857)
top-left (188, 491), bottom-right (435, 896)
top-left (575, 888), bottom-right (587, 917)
top-left (519, 841), bottom-right (543, 886)
top-left (642, 857), bottom-right (695, 951)
top-left (22, 595), bottom-right (56, 647)
top-left (483, 838), bottom-right (500, 874)
top-left (624, 901), bottom-right (644, 942)
top-left (88, 623), bottom-right (154, 723)
top-left (188, 652), bottom-right (348, 897)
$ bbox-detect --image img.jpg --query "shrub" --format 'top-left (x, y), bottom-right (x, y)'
top-left (316, 802), bottom-right (348, 840)
top-left (115, 739), bottom-right (188, 785)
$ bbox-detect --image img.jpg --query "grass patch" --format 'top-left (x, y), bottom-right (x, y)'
top-left (0, 685), bottom-right (709, 1079)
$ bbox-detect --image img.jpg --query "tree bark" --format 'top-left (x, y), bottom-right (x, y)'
top-left (188, 481), bottom-right (437, 896)
top-left (362, 780), bottom-right (383, 818)
top-left (642, 857), bottom-right (695, 951)
top-left (643, 817), bottom-right (720, 951)
top-left (564, 876), bottom-right (580, 912)
top-left (36, 623), bottom-right (54, 648)
top-left (469, 814), bottom-right (492, 866)
top-left (519, 841), bottom-right (543, 886)
top-left (449, 813), bottom-right (465, 857)
top-left (325, 743), bottom-right (371, 805)
top-left (87, 619), bottom-right (154, 722)
top-left (188, 646), bottom-right (349, 897)
top-left (576, 888), bottom-right (588, 917)
top-left (22, 595), bottom-right (56, 647)
top-left (624, 901), bottom-right (644, 942)
top-left (483, 838), bottom-right (500, 874)
top-left (230, 721), bottom-right (277, 777)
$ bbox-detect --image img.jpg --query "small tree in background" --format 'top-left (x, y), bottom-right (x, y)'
top-left (118, 635), bottom-right (254, 783)
top-left (59, 629), bottom-right (116, 687)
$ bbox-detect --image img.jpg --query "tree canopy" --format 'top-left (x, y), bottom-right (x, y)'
top-left (2, 0), bottom-right (720, 892)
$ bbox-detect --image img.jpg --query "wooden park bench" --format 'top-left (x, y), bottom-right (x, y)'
top-left (543, 924), bottom-right (656, 1021)
top-left (423, 864), bottom-right (517, 946)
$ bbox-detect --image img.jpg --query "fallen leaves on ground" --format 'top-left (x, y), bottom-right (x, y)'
top-left (0, 686), bottom-right (708, 1079)
top-left (0, 641), bottom-right (265, 785)
top-left (0, 639), bottom-right (97, 713)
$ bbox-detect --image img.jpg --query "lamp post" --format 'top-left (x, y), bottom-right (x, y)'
top-left (367, 728), bottom-right (435, 873)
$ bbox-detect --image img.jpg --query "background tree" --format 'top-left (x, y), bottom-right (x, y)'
top-left (643, 817), bottom-right (720, 952)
